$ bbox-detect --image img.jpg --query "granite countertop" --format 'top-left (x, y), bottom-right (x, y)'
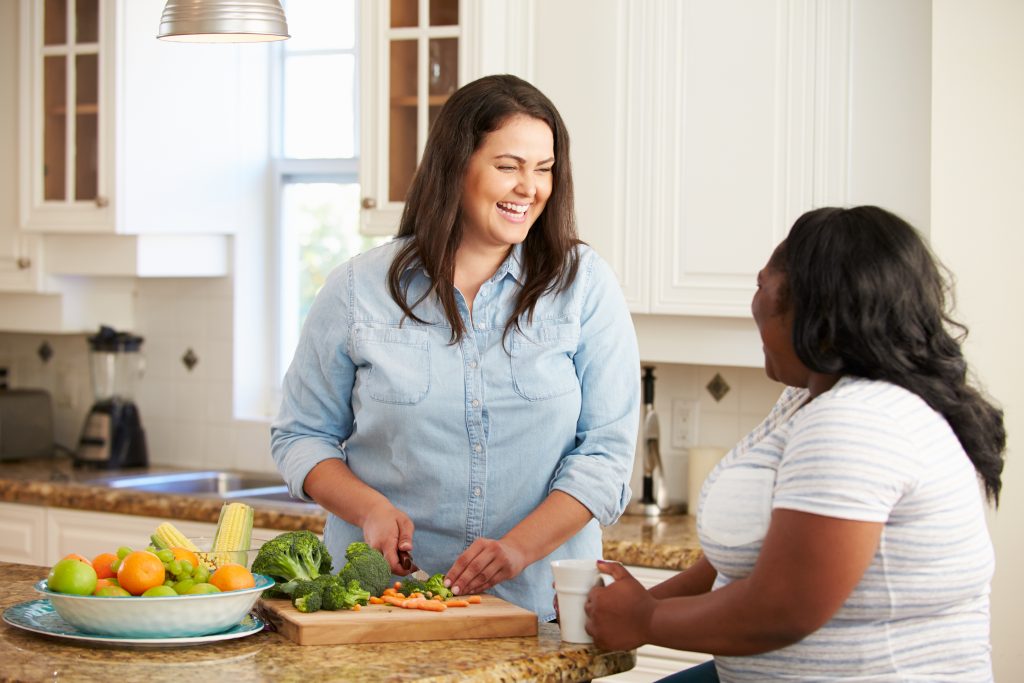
top-left (0, 456), bottom-right (702, 571)
top-left (0, 562), bottom-right (635, 682)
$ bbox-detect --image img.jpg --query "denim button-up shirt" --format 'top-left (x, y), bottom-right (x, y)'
top-left (271, 238), bottom-right (640, 619)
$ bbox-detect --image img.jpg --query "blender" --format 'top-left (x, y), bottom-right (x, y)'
top-left (75, 326), bottom-right (148, 469)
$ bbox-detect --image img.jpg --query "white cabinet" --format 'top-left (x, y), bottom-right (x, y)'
top-left (0, 503), bottom-right (282, 566)
top-left (15, 0), bottom-right (269, 286)
top-left (595, 566), bottom-right (711, 683)
top-left (0, 502), bottom-right (47, 566)
top-left (533, 0), bottom-right (930, 367)
top-left (358, 0), bottom-right (531, 235)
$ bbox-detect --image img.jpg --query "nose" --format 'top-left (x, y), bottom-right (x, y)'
top-left (516, 172), bottom-right (536, 199)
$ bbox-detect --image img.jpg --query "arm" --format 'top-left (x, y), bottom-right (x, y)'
top-left (271, 263), bottom-right (415, 574)
top-left (648, 555), bottom-right (717, 599)
top-left (586, 509), bottom-right (882, 653)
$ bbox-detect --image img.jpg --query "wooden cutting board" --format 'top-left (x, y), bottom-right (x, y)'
top-left (258, 595), bottom-right (538, 645)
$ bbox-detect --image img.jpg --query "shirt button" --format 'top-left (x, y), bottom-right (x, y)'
top-left (471, 399), bottom-right (480, 408)
top-left (476, 321), bottom-right (486, 330)
top-left (473, 487), bottom-right (482, 497)
top-left (468, 360), bottom-right (478, 369)
top-left (473, 444), bottom-right (482, 453)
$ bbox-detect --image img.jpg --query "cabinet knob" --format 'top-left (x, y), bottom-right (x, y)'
top-left (361, 197), bottom-right (377, 210)
top-left (16, 257), bottom-right (31, 270)
top-left (95, 196), bottom-right (109, 208)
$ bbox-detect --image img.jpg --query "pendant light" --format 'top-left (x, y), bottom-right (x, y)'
top-left (157, 0), bottom-right (290, 43)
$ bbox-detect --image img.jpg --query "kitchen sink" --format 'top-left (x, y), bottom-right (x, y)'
top-left (88, 470), bottom-right (299, 502)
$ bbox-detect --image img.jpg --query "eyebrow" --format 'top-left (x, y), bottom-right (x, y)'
top-left (493, 154), bottom-right (555, 165)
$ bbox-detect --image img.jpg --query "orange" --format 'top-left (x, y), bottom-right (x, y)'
top-left (91, 552), bottom-right (118, 579)
top-left (116, 550), bottom-right (166, 596)
top-left (92, 577), bottom-right (118, 594)
top-left (170, 547), bottom-right (200, 570)
top-left (209, 563), bottom-right (255, 592)
top-left (62, 553), bottom-right (92, 566)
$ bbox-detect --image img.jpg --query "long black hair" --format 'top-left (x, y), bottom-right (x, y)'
top-left (772, 206), bottom-right (1005, 503)
top-left (386, 74), bottom-right (581, 343)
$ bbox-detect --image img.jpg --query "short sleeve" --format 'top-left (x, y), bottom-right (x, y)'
top-left (772, 397), bottom-right (920, 523)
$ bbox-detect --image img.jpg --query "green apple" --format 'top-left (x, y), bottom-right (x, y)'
top-left (47, 558), bottom-right (98, 595)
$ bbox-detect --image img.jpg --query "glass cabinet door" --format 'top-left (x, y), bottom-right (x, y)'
top-left (364, 0), bottom-right (460, 224)
top-left (39, 0), bottom-right (101, 206)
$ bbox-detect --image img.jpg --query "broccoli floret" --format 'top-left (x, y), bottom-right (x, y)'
top-left (336, 542), bottom-right (392, 597)
top-left (322, 578), bottom-right (371, 611)
top-left (293, 590), bottom-right (322, 613)
top-left (398, 573), bottom-right (453, 600)
top-left (251, 531), bottom-right (333, 595)
top-left (283, 578), bottom-right (319, 599)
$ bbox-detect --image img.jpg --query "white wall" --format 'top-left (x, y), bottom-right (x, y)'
top-left (931, 2), bottom-right (1024, 679)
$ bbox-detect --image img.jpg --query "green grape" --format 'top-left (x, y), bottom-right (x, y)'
top-left (169, 560), bottom-right (183, 576)
top-left (146, 545), bottom-right (157, 553)
top-left (172, 579), bottom-right (195, 594)
top-left (111, 558), bottom-right (122, 572)
top-left (164, 578), bottom-right (175, 586)
top-left (115, 546), bottom-right (132, 560)
top-left (178, 562), bottom-right (193, 577)
top-left (156, 549), bottom-right (174, 563)
top-left (193, 565), bottom-right (210, 583)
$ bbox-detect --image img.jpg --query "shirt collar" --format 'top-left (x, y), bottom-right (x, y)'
top-left (401, 241), bottom-right (526, 286)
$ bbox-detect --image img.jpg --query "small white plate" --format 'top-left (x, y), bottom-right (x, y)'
top-left (2, 599), bottom-right (264, 647)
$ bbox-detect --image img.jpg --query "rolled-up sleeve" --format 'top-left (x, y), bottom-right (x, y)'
top-left (271, 263), bottom-right (357, 501)
top-left (550, 251), bottom-right (640, 525)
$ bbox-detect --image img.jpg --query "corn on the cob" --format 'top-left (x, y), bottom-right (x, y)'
top-left (151, 522), bottom-right (200, 552)
top-left (210, 502), bottom-right (254, 567)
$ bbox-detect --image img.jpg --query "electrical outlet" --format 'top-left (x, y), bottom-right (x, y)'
top-left (671, 399), bottom-right (699, 448)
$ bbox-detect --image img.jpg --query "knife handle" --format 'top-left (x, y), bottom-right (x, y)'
top-left (397, 549), bottom-right (412, 571)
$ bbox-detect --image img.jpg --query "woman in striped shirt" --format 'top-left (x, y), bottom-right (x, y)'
top-left (585, 206), bottom-right (1005, 682)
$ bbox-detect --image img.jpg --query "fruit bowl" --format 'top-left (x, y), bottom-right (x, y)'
top-left (34, 574), bottom-right (274, 638)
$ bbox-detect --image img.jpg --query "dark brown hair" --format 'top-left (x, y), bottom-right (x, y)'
top-left (772, 206), bottom-right (1005, 503)
top-left (386, 74), bottom-right (581, 343)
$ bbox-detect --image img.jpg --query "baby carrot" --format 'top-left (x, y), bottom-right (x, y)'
top-left (368, 596), bottom-right (384, 604)
top-left (466, 595), bottom-right (482, 604)
top-left (444, 599), bottom-right (470, 607)
top-left (382, 595), bottom-right (406, 607)
top-left (417, 600), bottom-right (447, 612)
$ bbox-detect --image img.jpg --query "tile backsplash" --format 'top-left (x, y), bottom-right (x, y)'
top-left (1, 277), bottom-right (781, 510)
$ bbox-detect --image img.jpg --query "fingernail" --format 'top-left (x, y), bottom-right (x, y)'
top-left (443, 579), bottom-right (451, 588)
top-left (452, 585), bottom-right (461, 596)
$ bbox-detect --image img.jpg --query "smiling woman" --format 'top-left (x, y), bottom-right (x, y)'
top-left (270, 74), bottom-right (641, 621)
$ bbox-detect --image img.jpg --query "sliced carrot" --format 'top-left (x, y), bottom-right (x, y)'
top-left (466, 595), bottom-right (482, 604)
top-left (444, 599), bottom-right (470, 607)
top-left (382, 595), bottom-right (406, 607)
top-left (382, 587), bottom-right (398, 597)
top-left (368, 596), bottom-right (384, 604)
top-left (352, 604), bottom-right (361, 611)
top-left (402, 597), bottom-right (425, 608)
top-left (416, 600), bottom-right (447, 612)
top-left (409, 591), bottom-right (424, 599)
top-left (432, 594), bottom-right (445, 601)
top-left (394, 581), bottom-right (403, 590)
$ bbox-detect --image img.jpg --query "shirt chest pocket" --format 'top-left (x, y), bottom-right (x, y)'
top-left (510, 322), bottom-right (579, 401)
top-left (353, 327), bottom-right (430, 404)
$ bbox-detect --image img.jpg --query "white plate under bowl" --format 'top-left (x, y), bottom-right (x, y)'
top-left (32, 574), bottom-right (274, 639)
top-left (3, 599), bottom-right (264, 647)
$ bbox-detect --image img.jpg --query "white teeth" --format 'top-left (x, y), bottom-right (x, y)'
top-left (496, 201), bottom-right (528, 215)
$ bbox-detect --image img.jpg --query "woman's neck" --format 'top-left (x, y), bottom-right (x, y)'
top-left (454, 243), bottom-right (512, 314)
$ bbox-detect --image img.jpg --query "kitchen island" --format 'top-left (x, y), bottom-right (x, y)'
top-left (0, 562), bottom-right (635, 682)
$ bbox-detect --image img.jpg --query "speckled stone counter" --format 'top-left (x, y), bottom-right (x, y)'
top-left (0, 456), bottom-right (702, 571)
top-left (0, 562), bottom-right (635, 683)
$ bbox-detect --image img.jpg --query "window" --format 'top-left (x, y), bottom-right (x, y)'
top-left (274, 0), bottom-right (386, 379)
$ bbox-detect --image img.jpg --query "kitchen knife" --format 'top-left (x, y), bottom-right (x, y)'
top-left (397, 549), bottom-right (429, 581)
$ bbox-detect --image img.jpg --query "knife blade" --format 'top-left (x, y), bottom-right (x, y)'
top-left (397, 549), bottom-right (430, 581)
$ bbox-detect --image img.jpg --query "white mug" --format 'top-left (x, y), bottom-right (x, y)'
top-left (551, 558), bottom-right (614, 644)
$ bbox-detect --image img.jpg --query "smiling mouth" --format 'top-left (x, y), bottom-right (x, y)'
top-left (496, 201), bottom-right (529, 221)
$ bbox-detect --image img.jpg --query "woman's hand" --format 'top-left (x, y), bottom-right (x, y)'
top-left (585, 560), bottom-right (656, 651)
top-left (445, 537), bottom-right (528, 596)
top-left (360, 500), bottom-right (417, 575)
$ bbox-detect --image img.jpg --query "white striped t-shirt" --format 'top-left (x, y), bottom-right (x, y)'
top-left (697, 376), bottom-right (994, 682)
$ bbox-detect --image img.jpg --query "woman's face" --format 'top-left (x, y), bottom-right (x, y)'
top-left (460, 114), bottom-right (554, 252)
top-left (751, 258), bottom-right (808, 387)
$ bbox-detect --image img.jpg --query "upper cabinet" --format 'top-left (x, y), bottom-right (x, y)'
top-left (358, 0), bottom-right (531, 235)
top-left (18, 0), bottom-right (268, 241)
top-left (359, 0), bottom-right (462, 235)
top-left (532, 0), bottom-right (929, 365)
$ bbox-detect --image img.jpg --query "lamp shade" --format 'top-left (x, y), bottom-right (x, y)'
top-left (157, 0), bottom-right (290, 43)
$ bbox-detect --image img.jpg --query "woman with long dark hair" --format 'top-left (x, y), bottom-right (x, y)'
top-left (272, 75), bottom-right (640, 618)
top-left (585, 206), bottom-right (1004, 681)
